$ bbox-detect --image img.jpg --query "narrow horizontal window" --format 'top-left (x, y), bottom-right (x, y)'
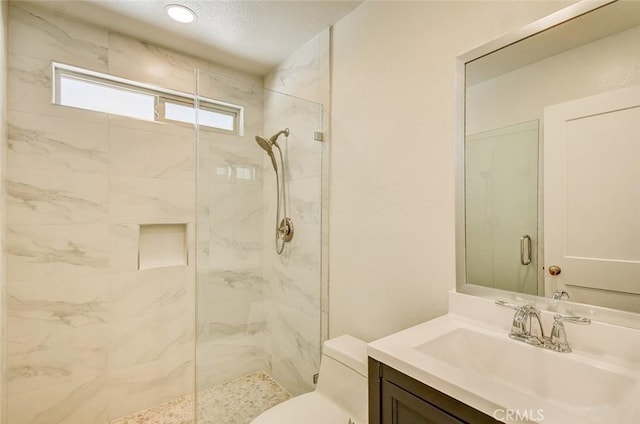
top-left (59, 74), bottom-right (156, 120)
top-left (53, 63), bottom-right (242, 134)
top-left (161, 100), bottom-right (236, 132)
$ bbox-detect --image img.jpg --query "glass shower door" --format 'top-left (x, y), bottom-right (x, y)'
top-left (194, 69), bottom-right (323, 424)
top-left (465, 120), bottom-right (539, 295)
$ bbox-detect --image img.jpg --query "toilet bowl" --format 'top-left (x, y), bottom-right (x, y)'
top-left (250, 335), bottom-right (368, 424)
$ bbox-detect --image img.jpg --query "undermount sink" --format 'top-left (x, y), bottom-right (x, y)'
top-left (414, 327), bottom-right (636, 409)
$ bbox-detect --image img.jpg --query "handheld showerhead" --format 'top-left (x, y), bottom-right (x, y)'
top-left (255, 135), bottom-right (272, 152)
top-left (254, 127), bottom-right (293, 255)
top-left (255, 135), bottom-right (278, 172)
top-left (255, 128), bottom-right (289, 172)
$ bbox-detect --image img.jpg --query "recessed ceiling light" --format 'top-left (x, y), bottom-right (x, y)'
top-left (165, 4), bottom-right (196, 23)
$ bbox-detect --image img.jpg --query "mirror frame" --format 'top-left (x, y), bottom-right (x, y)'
top-left (454, 0), bottom-right (640, 329)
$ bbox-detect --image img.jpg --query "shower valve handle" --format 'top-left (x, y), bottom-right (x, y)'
top-left (278, 218), bottom-right (294, 242)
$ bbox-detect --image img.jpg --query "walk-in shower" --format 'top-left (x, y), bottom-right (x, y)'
top-left (255, 128), bottom-right (294, 254)
top-left (5, 3), bottom-right (324, 422)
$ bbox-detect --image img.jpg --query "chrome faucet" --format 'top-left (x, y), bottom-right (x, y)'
top-left (551, 289), bottom-right (570, 301)
top-left (509, 304), bottom-right (545, 346)
top-left (496, 300), bottom-right (590, 353)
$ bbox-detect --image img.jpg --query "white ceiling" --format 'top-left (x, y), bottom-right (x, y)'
top-left (26, 0), bottom-right (362, 75)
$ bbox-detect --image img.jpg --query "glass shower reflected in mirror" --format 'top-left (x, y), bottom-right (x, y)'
top-left (465, 120), bottom-right (539, 295)
top-left (195, 69), bottom-right (324, 423)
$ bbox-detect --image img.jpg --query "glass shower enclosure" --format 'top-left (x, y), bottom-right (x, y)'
top-left (194, 69), bottom-right (324, 423)
top-left (465, 120), bottom-right (539, 295)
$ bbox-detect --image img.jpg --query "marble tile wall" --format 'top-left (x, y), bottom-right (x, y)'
top-left (1, 1), bottom-right (9, 421)
top-left (195, 59), bottom-right (327, 398)
top-left (259, 93), bottom-right (323, 396)
top-left (195, 71), bottom-right (268, 390)
top-left (261, 30), bottom-right (330, 396)
top-left (5, 3), bottom-right (259, 423)
top-left (6, 1), bottom-right (328, 420)
top-left (7, 5), bottom-right (109, 422)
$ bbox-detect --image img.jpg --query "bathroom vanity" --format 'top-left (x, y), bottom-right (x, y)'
top-left (368, 358), bottom-right (498, 423)
top-left (367, 291), bottom-right (640, 424)
top-left (368, 2), bottom-right (640, 422)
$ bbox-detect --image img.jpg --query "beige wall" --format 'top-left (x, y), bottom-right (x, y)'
top-left (329, 1), bottom-right (572, 341)
top-left (1, 0), bottom-right (8, 421)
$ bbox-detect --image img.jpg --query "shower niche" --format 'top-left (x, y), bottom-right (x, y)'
top-left (138, 224), bottom-right (188, 270)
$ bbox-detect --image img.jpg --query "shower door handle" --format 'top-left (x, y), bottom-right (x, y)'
top-left (520, 235), bottom-right (532, 266)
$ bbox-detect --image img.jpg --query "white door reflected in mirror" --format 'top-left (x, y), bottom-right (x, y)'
top-left (544, 84), bottom-right (640, 313)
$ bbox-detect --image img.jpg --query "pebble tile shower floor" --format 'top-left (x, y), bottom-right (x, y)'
top-left (108, 371), bottom-right (291, 424)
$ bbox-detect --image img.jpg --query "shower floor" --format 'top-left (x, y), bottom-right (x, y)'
top-left (108, 371), bottom-right (291, 424)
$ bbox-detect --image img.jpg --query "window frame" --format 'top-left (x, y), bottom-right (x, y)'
top-left (157, 97), bottom-right (238, 133)
top-left (52, 62), bottom-right (243, 135)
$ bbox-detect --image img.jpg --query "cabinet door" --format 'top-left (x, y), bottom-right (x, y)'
top-left (381, 380), bottom-right (465, 424)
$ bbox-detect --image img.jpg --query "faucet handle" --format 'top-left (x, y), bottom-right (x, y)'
top-left (548, 314), bottom-right (590, 353)
top-left (553, 314), bottom-right (591, 325)
top-left (495, 300), bottom-right (530, 310)
top-left (496, 301), bottom-right (544, 344)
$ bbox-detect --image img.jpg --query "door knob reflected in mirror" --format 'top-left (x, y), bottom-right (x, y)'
top-left (548, 265), bottom-right (562, 276)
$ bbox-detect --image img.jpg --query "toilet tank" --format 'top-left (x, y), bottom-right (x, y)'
top-left (316, 335), bottom-right (368, 424)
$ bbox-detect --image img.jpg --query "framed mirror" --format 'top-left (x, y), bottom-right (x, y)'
top-left (456, 0), bottom-right (640, 327)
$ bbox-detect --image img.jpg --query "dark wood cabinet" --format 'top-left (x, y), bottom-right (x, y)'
top-left (369, 358), bottom-right (500, 424)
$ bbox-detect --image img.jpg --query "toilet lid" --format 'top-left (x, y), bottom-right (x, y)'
top-left (250, 392), bottom-right (363, 424)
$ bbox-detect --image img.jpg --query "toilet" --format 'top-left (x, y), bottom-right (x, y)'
top-left (250, 335), bottom-right (368, 424)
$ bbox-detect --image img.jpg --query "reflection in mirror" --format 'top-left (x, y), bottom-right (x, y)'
top-left (462, 0), bottom-right (640, 315)
top-left (465, 120), bottom-right (539, 296)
